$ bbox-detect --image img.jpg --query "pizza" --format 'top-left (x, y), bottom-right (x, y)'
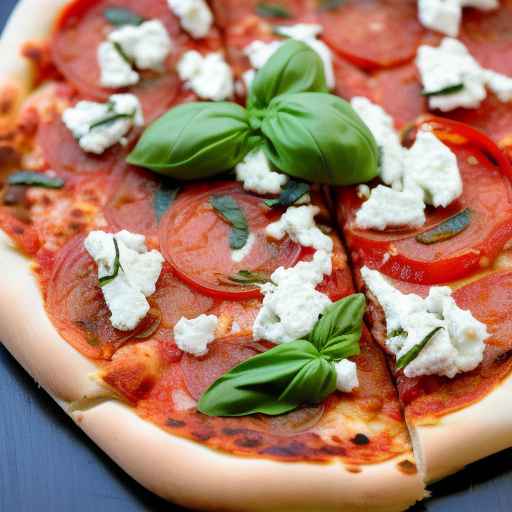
top-left (1, 1), bottom-right (512, 511)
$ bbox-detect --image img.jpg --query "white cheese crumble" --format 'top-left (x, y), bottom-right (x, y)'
top-left (177, 51), bottom-right (234, 101)
top-left (235, 149), bottom-right (288, 195)
top-left (167, 0), bottom-right (213, 39)
top-left (417, 37), bottom-right (512, 112)
top-left (99, 20), bottom-right (172, 88)
top-left (418, 0), bottom-right (498, 37)
top-left (62, 94), bottom-right (144, 154)
top-left (84, 230), bottom-right (164, 331)
top-left (334, 359), bottom-right (359, 393)
top-left (174, 314), bottom-right (219, 356)
top-left (231, 233), bottom-right (256, 263)
top-left (266, 205), bottom-right (333, 253)
top-left (243, 23), bottom-right (335, 91)
top-left (361, 267), bottom-right (489, 378)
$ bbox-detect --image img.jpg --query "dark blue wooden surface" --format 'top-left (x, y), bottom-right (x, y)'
top-left (1, 2), bottom-right (512, 510)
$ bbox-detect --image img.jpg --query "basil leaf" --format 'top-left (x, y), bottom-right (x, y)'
top-left (8, 171), bottom-right (64, 189)
top-left (153, 181), bottom-right (179, 222)
top-left (99, 239), bottom-right (122, 287)
top-left (264, 180), bottom-right (310, 208)
top-left (415, 208), bottom-right (471, 245)
top-left (210, 195), bottom-right (249, 250)
top-left (256, 3), bottom-right (292, 18)
top-left (216, 270), bottom-right (269, 286)
top-left (309, 294), bottom-right (365, 360)
top-left (248, 40), bottom-right (328, 110)
top-left (422, 83), bottom-right (465, 97)
top-left (261, 93), bottom-right (379, 185)
top-left (89, 112), bottom-right (133, 130)
top-left (318, 0), bottom-right (346, 10)
top-left (104, 7), bottom-right (145, 27)
top-left (197, 340), bottom-right (336, 416)
top-left (127, 102), bottom-right (258, 179)
top-left (113, 41), bottom-right (133, 65)
top-left (396, 327), bottom-right (444, 370)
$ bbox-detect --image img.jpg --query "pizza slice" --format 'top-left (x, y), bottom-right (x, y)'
top-left (334, 100), bottom-right (512, 481)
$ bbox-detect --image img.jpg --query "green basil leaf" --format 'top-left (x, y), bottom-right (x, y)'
top-left (153, 181), bottom-right (179, 222)
top-left (89, 112), bottom-right (133, 130)
top-left (197, 340), bottom-right (335, 416)
top-left (415, 208), bottom-right (471, 245)
top-left (264, 180), bottom-right (310, 208)
top-left (256, 3), bottom-right (292, 18)
top-left (318, 0), bottom-right (346, 10)
top-left (309, 294), bottom-right (365, 360)
top-left (210, 194), bottom-right (249, 250)
top-left (261, 93), bottom-right (379, 185)
top-left (127, 102), bottom-right (258, 179)
top-left (396, 327), bottom-right (444, 370)
top-left (99, 238), bottom-right (122, 287)
top-left (104, 7), bottom-right (145, 27)
top-left (248, 40), bottom-right (328, 110)
top-left (8, 171), bottom-right (64, 189)
top-left (113, 41), bottom-right (133, 65)
top-left (216, 270), bottom-right (269, 287)
top-left (421, 83), bottom-right (465, 97)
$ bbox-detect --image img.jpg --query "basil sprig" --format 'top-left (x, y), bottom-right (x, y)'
top-left (8, 171), bottom-right (64, 189)
top-left (210, 195), bottom-right (249, 250)
top-left (128, 40), bottom-right (379, 186)
top-left (198, 294), bottom-right (365, 417)
top-left (422, 83), bottom-right (465, 97)
top-left (99, 239), bottom-right (122, 288)
top-left (396, 327), bottom-right (444, 370)
top-left (104, 7), bottom-right (145, 27)
top-left (264, 180), bottom-right (310, 208)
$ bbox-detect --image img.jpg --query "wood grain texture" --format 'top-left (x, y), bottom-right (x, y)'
top-left (0, 1), bottom-right (512, 510)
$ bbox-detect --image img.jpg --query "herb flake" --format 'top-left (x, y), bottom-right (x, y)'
top-left (99, 238), bottom-right (122, 287)
top-left (318, 0), bottom-right (346, 11)
top-left (210, 195), bottom-right (249, 250)
top-left (8, 171), bottom-right (64, 189)
top-left (216, 270), bottom-right (269, 287)
top-left (416, 208), bottom-right (471, 245)
top-left (264, 180), bottom-right (310, 208)
top-left (256, 3), bottom-right (292, 18)
top-left (153, 182), bottom-right (179, 221)
top-left (422, 83), bottom-right (465, 97)
top-left (104, 7), bottom-right (145, 27)
top-left (90, 112), bottom-right (133, 130)
top-left (396, 327), bottom-right (444, 370)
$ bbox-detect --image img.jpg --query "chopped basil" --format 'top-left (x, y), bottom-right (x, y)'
top-left (113, 41), bottom-right (133, 65)
top-left (389, 328), bottom-right (406, 338)
top-left (216, 270), bottom-right (269, 287)
top-left (89, 112), bottom-right (133, 130)
top-left (8, 171), bottom-right (64, 189)
top-left (422, 83), bottom-right (465, 97)
top-left (256, 3), bottom-right (292, 18)
top-left (198, 294), bottom-right (365, 417)
top-left (99, 239), bottom-right (122, 287)
top-left (416, 208), bottom-right (471, 245)
top-left (210, 195), bottom-right (249, 250)
top-left (104, 7), bottom-right (145, 27)
top-left (396, 327), bottom-right (444, 370)
top-left (318, 0), bottom-right (346, 11)
top-left (264, 180), bottom-right (310, 208)
top-left (153, 182), bottom-right (179, 221)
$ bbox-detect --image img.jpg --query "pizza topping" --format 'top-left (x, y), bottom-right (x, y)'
top-left (417, 0), bottom-right (498, 37)
top-left (84, 230), bottom-right (164, 331)
top-left (8, 171), bottom-right (64, 189)
top-left (264, 181), bottom-right (311, 208)
top-left (361, 267), bottom-right (489, 378)
top-left (103, 7), bottom-right (145, 27)
top-left (167, 0), bottom-right (213, 39)
top-left (210, 194), bottom-right (250, 250)
top-left (177, 51), bottom-right (234, 101)
top-left (173, 314), bottom-right (219, 356)
top-left (415, 208), bottom-right (471, 244)
top-left (334, 359), bottom-right (359, 393)
top-left (256, 3), bottom-right (292, 18)
top-left (231, 233), bottom-right (257, 263)
top-left (198, 294), bottom-right (364, 416)
top-left (62, 94), bottom-right (144, 154)
top-left (98, 20), bottom-right (172, 88)
top-left (416, 38), bottom-right (512, 112)
top-left (235, 149), bottom-right (288, 195)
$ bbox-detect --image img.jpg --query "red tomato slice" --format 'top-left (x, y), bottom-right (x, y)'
top-left (338, 119), bottom-right (512, 285)
top-left (159, 181), bottom-right (302, 300)
top-left (46, 235), bottom-right (216, 359)
top-left (319, 0), bottom-right (426, 70)
top-left (332, 54), bottom-right (375, 101)
top-left (50, 0), bottom-right (219, 121)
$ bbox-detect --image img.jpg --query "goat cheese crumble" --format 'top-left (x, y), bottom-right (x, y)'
top-left (84, 230), bottom-right (164, 331)
top-left (62, 94), bottom-right (144, 154)
top-left (167, 0), bottom-right (213, 39)
top-left (417, 38), bottom-right (512, 112)
top-left (99, 20), bottom-right (172, 88)
top-left (361, 267), bottom-right (489, 378)
top-left (334, 359), bottom-right (359, 393)
top-left (174, 314), bottom-right (219, 356)
top-left (177, 51), bottom-right (234, 101)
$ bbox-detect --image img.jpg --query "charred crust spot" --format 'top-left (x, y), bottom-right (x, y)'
top-left (351, 433), bottom-right (370, 445)
top-left (346, 465), bottom-right (362, 474)
top-left (261, 441), bottom-right (307, 458)
top-left (166, 418), bottom-right (186, 428)
top-left (397, 460), bottom-right (418, 475)
top-left (0, 89), bottom-right (16, 116)
top-left (320, 445), bottom-right (346, 456)
top-left (192, 431), bottom-right (213, 442)
top-left (222, 427), bottom-right (247, 436)
top-left (234, 436), bottom-right (263, 448)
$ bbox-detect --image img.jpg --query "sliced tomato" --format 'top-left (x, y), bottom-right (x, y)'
top-left (37, 114), bottom-right (123, 175)
top-left (50, 0), bottom-right (218, 121)
top-left (180, 335), bottom-right (263, 400)
top-left (319, 0), bottom-right (426, 70)
top-left (332, 54), bottom-right (375, 101)
top-left (159, 181), bottom-right (302, 300)
top-left (46, 235), bottom-right (216, 360)
top-left (397, 271), bottom-right (512, 419)
top-left (338, 119), bottom-right (512, 285)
